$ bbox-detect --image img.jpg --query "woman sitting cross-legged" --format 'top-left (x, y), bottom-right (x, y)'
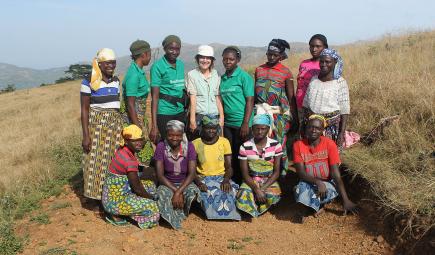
top-left (293, 115), bottom-right (357, 222)
top-left (192, 115), bottom-right (241, 220)
top-left (102, 124), bottom-right (160, 229)
top-left (154, 120), bottom-right (200, 229)
top-left (236, 114), bottom-right (282, 217)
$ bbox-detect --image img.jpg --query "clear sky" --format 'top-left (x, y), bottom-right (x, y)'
top-left (0, 0), bottom-right (433, 69)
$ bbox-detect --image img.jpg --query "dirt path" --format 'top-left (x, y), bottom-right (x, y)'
top-left (16, 176), bottom-right (393, 255)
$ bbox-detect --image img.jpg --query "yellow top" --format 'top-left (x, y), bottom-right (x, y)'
top-left (192, 137), bottom-right (232, 176)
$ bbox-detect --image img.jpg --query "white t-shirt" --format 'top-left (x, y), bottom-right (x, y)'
top-left (303, 77), bottom-right (350, 114)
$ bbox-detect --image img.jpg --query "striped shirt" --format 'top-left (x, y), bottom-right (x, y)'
top-left (239, 137), bottom-right (283, 164)
top-left (80, 77), bottom-right (120, 109)
top-left (109, 146), bottom-right (139, 175)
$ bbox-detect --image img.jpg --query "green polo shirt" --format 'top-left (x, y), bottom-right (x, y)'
top-left (220, 66), bottom-right (254, 127)
top-left (150, 56), bottom-right (185, 115)
top-left (123, 61), bottom-right (150, 98)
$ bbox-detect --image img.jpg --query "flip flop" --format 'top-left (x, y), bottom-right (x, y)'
top-left (105, 215), bottom-right (129, 226)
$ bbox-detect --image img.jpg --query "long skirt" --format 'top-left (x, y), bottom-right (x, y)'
top-left (156, 183), bottom-right (200, 229)
top-left (82, 108), bottom-right (123, 200)
top-left (121, 97), bottom-right (154, 166)
top-left (198, 175), bottom-right (241, 220)
top-left (236, 176), bottom-right (281, 217)
top-left (294, 181), bottom-right (338, 212)
top-left (102, 172), bottom-right (160, 229)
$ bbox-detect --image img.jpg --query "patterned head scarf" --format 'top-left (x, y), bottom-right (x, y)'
top-left (90, 48), bottom-right (116, 91)
top-left (320, 48), bottom-right (343, 79)
top-left (268, 39), bottom-right (290, 60)
top-left (253, 114), bottom-right (272, 127)
top-left (120, 124), bottom-right (143, 146)
top-left (162, 35), bottom-right (181, 48)
top-left (308, 114), bottom-right (327, 128)
top-left (165, 120), bottom-right (188, 158)
top-left (201, 115), bottom-right (221, 135)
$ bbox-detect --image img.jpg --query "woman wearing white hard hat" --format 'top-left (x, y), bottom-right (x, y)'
top-left (185, 45), bottom-right (224, 141)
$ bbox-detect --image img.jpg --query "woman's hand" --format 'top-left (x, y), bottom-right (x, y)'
top-left (197, 182), bottom-right (208, 192)
top-left (343, 200), bottom-right (358, 215)
top-left (171, 190), bottom-right (184, 209)
top-left (254, 188), bottom-right (267, 204)
top-left (189, 119), bottom-right (197, 134)
top-left (82, 136), bottom-right (91, 153)
top-left (220, 179), bottom-right (232, 193)
top-left (149, 127), bottom-right (159, 144)
top-left (240, 122), bottom-right (250, 141)
top-left (316, 180), bottom-right (327, 200)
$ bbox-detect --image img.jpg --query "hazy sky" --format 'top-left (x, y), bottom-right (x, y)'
top-left (0, 0), bottom-right (433, 69)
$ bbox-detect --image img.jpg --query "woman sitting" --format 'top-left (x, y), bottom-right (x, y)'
top-left (236, 114), bottom-right (282, 217)
top-left (302, 48), bottom-right (349, 149)
top-left (193, 115), bottom-right (241, 220)
top-left (154, 120), bottom-right (199, 229)
top-left (102, 125), bottom-right (159, 229)
top-left (293, 115), bottom-right (357, 222)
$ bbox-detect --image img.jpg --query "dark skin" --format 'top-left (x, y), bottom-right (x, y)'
top-left (294, 119), bottom-right (357, 215)
top-left (240, 124), bottom-right (281, 204)
top-left (194, 125), bottom-right (233, 193)
top-left (127, 51), bottom-right (152, 128)
top-left (155, 129), bottom-right (197, 209)
top-left (263, 51), bottom-right (299, 132)
top-left (81, 60), bottom-right (116, 153)
top-left (317, 55), bottom-right (348, 147)
top-left (125, 137), bottom-right (153, 199)
top-left (222, 50), bottom-right (254, 141)
top-left (309, 38), bottom-right (326, 60)
top-left (150, 42), bottom-right (182, 143)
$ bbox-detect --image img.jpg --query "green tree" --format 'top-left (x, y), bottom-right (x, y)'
top-left (64, 64), bottom-right (92, 80)
top-left (0, 84), bottom-right (16, 94)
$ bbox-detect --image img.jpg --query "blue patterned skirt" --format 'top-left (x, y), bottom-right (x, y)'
top-left (294, 181), bottom-right (338, 212)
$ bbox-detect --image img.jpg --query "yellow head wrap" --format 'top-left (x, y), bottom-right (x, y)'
top-left (120, 124), bottom-right (143, 146)
top-left (90, 48), bottom-right (116, 91)
top-left (308, 114), bottom-right (327, 128)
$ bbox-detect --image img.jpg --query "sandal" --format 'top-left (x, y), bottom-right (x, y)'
top-left (105, 215), bottom-right (129, 226)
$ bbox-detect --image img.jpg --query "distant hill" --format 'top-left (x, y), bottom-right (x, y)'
top-left (1, 42), bottom-right (307, 89)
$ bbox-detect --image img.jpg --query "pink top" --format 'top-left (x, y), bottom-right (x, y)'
top-left (296, 59), bottom-right (320, 109)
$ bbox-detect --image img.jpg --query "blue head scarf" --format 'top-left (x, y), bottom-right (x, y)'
top-left (253, 114), bottom-right (272, 127)
top-left (320, 48), bottom-right (343, 79)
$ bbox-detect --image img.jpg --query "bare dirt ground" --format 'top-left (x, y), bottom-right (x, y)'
top-left (16, 174), bottom-right (394, 255)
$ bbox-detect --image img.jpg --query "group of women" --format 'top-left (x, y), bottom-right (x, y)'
top-left (80, 34), bottom-right (357, 229)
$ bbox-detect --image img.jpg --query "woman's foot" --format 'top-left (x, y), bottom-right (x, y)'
top-left (105, 214), bottom-right (129, 226)
top-left (313, 207), bottom-right (325, 218)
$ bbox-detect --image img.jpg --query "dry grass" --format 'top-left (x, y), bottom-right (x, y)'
top-left (0, 81), bottom-right (81, 193)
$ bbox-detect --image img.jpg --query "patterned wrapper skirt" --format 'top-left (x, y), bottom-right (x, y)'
top-left (121, 97), bottom-right (154, 166)
top-left (294, 181), bottom-right (338, 212)
top-left (198, 175), bottom-right (241, 220)
top-left (102, 172), bottom-right (160, 229)
top-left (236, 176), bottom-right (281, 217)
top-left (82, 108), bottom-right (123, 200)
top-left (156, 183), bottom-right (200, 229)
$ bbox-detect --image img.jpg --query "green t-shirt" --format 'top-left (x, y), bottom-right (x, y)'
top-left (150, 56), bottom-right (185, 115)
top-left (220, 66), bottom-right (254, 127)
top-left (123, 61), bottom-right (150, 98)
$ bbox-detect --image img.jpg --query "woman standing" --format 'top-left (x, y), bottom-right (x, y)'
top-left (255, 39), bottom-right (298, 173)
top-left (122, 40), bottom-right (153, 165)
top-left (302, 48), bottom-right (349, 148)
top-left (236, 114), bottom-right (282, 217)
top-left (220, 46), bottom-right (254, 183)
top-left (154, 120), bottom-right (199, 229)
top-left (186, 45), bottom-right (224, 140)
top-left (80, 48), bottom-right (123, 202)
top-left (150, 35), bottom-right (186, 142)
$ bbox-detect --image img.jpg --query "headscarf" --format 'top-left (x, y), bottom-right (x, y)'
top-left (165, 120), bottom-right (188, 158)
top-left (162, 35), bottom-right (181, 48)
top-left (201, 115), bottom-right (221, 134)
top-left (308, 114), bottom-right (327, 128)
top-left (268, 39), bottom-right (290, 60)
top-left (320, 48), bottom-right (343, 79)
top-left (309, 34), bottom-right (328, 48)
top-left (253, 114), bottom-right (272, 127)
top-left (90, 48), bottom-right (116, 91)
top-left (120, 124), bottom-right (143, 146)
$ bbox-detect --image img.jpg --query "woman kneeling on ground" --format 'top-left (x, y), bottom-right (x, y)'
top-left (193, 115), bottom-right (241, 220)
top-left (236, 114), bottom-right (282, 217)
top-left (102, 124), bottom-right (159, 229)
top-left (154, 120), bottom-right (199, 229)
top-left (293, 115), bottom-right (357, 222)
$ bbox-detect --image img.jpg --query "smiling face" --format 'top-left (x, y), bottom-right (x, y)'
top-left (197, 55), bottom-right (213, 71)
top-left (164, 42), bottom-right (181, 62)
top-left (99, 60), bottom-right (116, 77)
top-left (319, 55), bottom-right (336, 76)
top-left (126, 138), bottom-right (145, 153)
top-left (166, 129), bottom-right (183, 148)
top-left (305, 119), bottom-right (324, 142)
top-left (309, 38), bottom-right (326, 59)
top-left (266, 51), bottom-right (281, 66)
top-left (222, 51), bottom-right (239, 72)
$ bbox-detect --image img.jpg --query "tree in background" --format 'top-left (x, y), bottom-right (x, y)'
top-left (0, 84), bottom-right (16, 94)
top-left (56, 64), bottom-right (91, 84)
